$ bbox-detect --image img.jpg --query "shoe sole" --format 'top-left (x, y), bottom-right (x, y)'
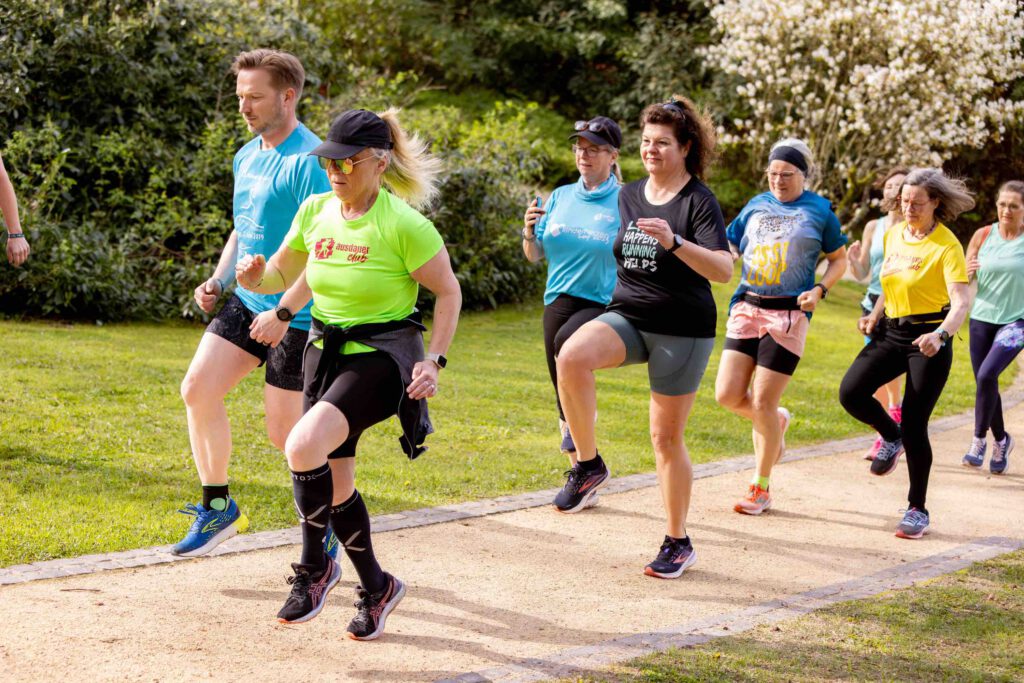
top-left (346, 579), bottom-right (406, 641)
top-left (171, 514), bottom-right (250, 557)
top-left (895, 526), bottom-right (928, 539)
top-left (962, 457), bottom-right (983, 468)
top-left (733, 499), bottom-right (771, 515)
top-left (644, 549), bottom-right (698, 579)
top-left (871, 450), bottom-right (903, 477)
top-left (277, 560), bottom-right (342, 624)
top-left (554, 471), bottom-right (610, 514)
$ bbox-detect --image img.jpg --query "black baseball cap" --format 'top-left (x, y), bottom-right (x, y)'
top-left (309, 109), bottom-right (393, 159)
top-left (569, 116), bottom-right (622, 149)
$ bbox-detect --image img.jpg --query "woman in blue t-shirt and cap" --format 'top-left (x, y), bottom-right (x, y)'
top-left (553, 97), bottom-right (733, 579)
top-left (522, 116), bottom-right (622, 467)
top-left (715, 138), bottom-right (847, 516)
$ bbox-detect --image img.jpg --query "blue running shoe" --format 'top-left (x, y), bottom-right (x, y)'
top-left (171, 499), bottom-right (249, 557)
top-left (962, 437), bottom-right (986, 468)
top-left (324, 526), bottom-right (340, 561)
top-left (560, 426), bottom-right (576, 453)
top-left (990, 433), bottom-right (1013, 475)
top-left (895, 507), bottom-right (929, 539)
top-left (644, 536), bottom-right (697, 579)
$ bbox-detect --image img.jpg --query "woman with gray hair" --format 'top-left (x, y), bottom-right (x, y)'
top-left (839, 168), bottom-right (972, 539)
top-left (716, 138), bottom-right (847, 516)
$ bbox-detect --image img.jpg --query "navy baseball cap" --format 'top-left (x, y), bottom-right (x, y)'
top-left (310, 109), bottom-right (393, 159)
top-left (569, 116), bottom-right (622, 149)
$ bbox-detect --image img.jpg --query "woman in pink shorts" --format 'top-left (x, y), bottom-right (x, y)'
top-left (715, 139), bottom-right (848, 514)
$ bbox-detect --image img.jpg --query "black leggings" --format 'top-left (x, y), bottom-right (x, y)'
top-left (543, 294), bottom-right (606, 420)
top-left (838, 324), bottom-right (952, 512)
top-left (970, 318), bottom-right (1024, 440)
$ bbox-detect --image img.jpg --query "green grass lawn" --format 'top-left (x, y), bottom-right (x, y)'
top-left (0, 279), bottom-right (1006, 566)
top-left (557, 550), bottom-right (1024, 682)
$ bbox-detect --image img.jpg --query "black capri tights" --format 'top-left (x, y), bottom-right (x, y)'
top-left (838, 324), bottom-right (952, 513)
top-left (543, 294), bottom-right (606, 420)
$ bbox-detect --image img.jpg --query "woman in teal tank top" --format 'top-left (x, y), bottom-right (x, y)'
top-left (847, 167), bottom-right (907, 459)
top-left (961, 180), bottom-right (1024, 474)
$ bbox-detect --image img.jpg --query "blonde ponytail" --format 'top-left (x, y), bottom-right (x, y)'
top-left (374, 107), bottom-right (443, 210)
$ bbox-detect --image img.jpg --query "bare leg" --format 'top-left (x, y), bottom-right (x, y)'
top-left (556, 320), bottom-right (627, 461)
top-left (749, 367), bottom-right (792, 479)
top-left (264, 384), bottom-right (303, 452)
top-left (714, 349), bottom-right (757, 420)
top-left (650, 391), bottom-right (697, 538)
top-left (180, 333), bottom-right (261, 484)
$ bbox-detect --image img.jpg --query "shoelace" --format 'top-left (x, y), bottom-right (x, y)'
top-left (877, 440), bottom-right (900, 461)
top-left (562, 467), bottom-right (585, 494)
top-left (176, 503), bottom-right (211, 531)
top-left (969, 438), bottom-right (986, 457)
top-left (899, 508), bottom-right (927, 526)
top-left (992, 439), bottom-right (1009, 461)
top-left (349, 587), bottom-right (376, 628)
top-left (286, 567), bottom-right (313, 596)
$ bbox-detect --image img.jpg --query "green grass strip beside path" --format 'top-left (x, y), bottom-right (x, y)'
top-left (556, 549), bottom-right (1024, 683)
top-left (0, 280), bottom-right (1010, 566)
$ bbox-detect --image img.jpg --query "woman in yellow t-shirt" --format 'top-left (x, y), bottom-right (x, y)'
top-left (236, 108), bottom-right (462, 640)
top-left (839, 168), bottom-right (973, 540)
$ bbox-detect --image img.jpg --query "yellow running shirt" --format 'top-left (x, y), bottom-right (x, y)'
top-left (880, 221), bottom-right (967, 319)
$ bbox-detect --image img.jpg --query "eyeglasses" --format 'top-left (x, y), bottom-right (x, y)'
top-left (572, 144), bottom-right (610, 158)
top-left (317, 155), bottom-right (374, 174)
top-left (766, 171), bottom-right (799, 181)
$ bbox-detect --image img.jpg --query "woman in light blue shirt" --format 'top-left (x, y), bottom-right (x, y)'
top-left (962, 180), bottom-right (1024, 474)
top-left (522, 116), bottom-right (622, 464)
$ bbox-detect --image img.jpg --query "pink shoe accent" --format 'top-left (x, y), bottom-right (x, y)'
top-left (889, 404), bottom-right (902, 424)
top-left (864, 435), bottom-right (882, 460)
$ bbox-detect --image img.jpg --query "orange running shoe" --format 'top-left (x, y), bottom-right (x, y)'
top-left (733, 484), bottom-right (772, 515)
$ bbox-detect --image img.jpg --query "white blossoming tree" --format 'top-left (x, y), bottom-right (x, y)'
top-left (704, 0), bottom-right (1024, 224)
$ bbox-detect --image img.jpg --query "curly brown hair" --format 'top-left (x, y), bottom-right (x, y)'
top-left (639, 96), bottom-right (716, 179)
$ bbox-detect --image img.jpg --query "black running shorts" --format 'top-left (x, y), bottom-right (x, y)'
top-left (302, 348), bottom-right (404, 459)
top-left (206, 294), bottom-right (306, 391)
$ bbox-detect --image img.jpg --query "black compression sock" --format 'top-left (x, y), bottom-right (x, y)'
top-left (202, 484), bottom-right (230, 512)
top-left (330, 490), bottom-right (386, 594)
top-left (578, 454), bottom-right (604, 472)
top-left (291, 463), bottom-right (333, 568)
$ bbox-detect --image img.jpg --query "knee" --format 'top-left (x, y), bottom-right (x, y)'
top-left (556, 342), bottom-right (588, 378)
top-left (650, 430), bottom-right (684, 457)
top-left (750, 393), bottom-right (777, 416)
top-left (976, 368), bottom-right (1001, 392)
top-left (838, 376), bottom-right (860, 412)
top-left (180, 371), bottom-right (209, 407)
top-left (284, 428), bottom-right (318, 470)
top-left (266, 418), bottom-right (291, 452)
top-left (715, 382), bottom-right (742, 410)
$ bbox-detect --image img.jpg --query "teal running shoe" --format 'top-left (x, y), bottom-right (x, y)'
top-left (171, 498), bottom-right (249, 557)
top-left (324, 526), bottom-right (340, 561)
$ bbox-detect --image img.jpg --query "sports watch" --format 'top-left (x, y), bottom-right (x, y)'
top-left (275, 305), bottom-right (295, 322)
top-left (937, 328), bottom-right (951, 345)
top-left (426, 352), bottom-right (448, 369)
top-left (667, 234), bottom-right (685, 254)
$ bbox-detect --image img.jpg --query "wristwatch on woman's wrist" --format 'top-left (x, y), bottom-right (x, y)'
top-left (813, 282), bottom-right (829, 299)
top-left (522, 227), bottom-right (536, 242)
top-left (426, 352), bottom-right (447, 369)
top-left (937, 328), bottom-right (951, 344)
top-left (275, 304), bottom-right (295, 322)
top-left (667, 234), bottom-right (685, 254)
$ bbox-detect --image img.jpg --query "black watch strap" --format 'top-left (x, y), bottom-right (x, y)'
top-left (667, 234), bottom-right (684, 254)
top-left (814, 282), bottom-right (829, 298)
top-left (275, 305), bottom-right (295, 322)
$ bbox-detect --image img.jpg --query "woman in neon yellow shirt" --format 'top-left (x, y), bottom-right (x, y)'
top-left (236, 108), bottom-right (461, 640)
top-left (839, 168), bottom-right (973, 540)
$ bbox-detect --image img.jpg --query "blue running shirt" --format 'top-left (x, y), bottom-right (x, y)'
top-left (535, 175), bottom-right (621, 306)
top-left (233, 123), bottom-right (330, 330)
top-left (726, 190), bottom-right (846, 312)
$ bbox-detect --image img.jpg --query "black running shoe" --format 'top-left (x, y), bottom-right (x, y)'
top-left (276, 556), bottom-right (341, 624)
top-left (553, 458), bottom-right (609, 513)
top-left (644, 536), bottom-right (697, 579)
top-left (346, 573), bottom-right (406, 641)
top-left (870, 438), bottom-right (904, 476)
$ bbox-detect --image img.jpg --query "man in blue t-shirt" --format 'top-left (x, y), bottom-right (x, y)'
top-left (174, 49), bottom-right (332, 557)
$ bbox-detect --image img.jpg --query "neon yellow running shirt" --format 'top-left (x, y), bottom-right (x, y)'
top-left (286, 189), bottom-right (443, 353)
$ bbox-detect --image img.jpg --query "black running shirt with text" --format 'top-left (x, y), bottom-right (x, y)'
top-left (608, 178), bottom-right (728, 337)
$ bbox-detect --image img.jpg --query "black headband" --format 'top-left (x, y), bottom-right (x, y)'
top-left (768, 146), bottom-right (808, 174)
